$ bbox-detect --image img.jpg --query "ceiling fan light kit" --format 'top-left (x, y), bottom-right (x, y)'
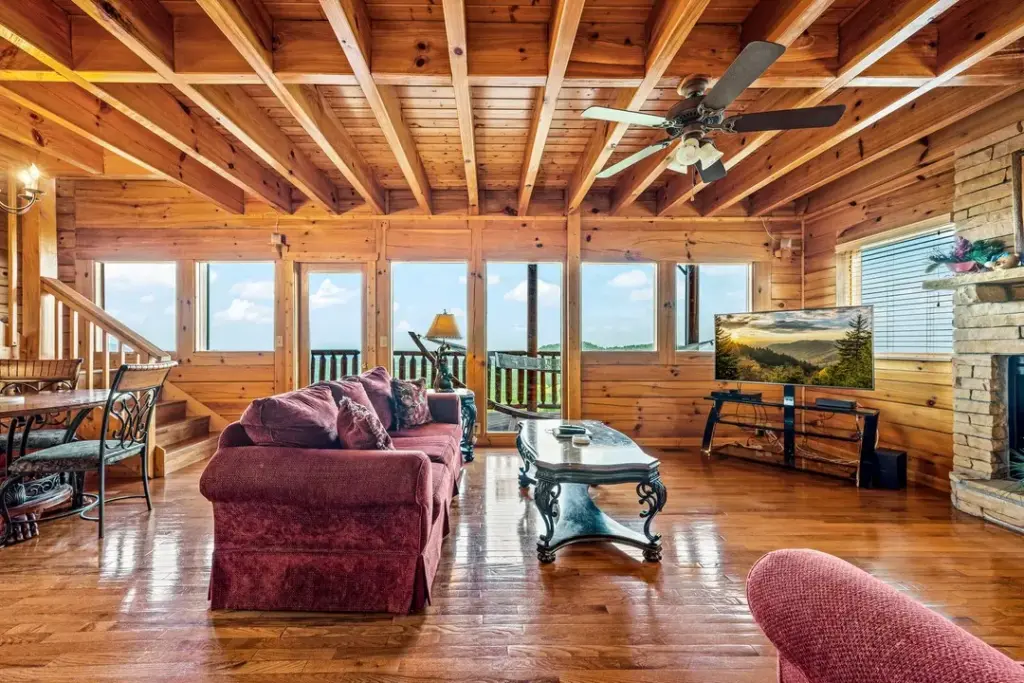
top-left (582, 41), bottom-right (847, 187)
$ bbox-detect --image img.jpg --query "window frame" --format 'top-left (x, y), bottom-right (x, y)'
top-left (675, 262), bottom-right (753, 352)
top-left (835, 217), bottom-right (954, 361)
top-left (95, 260), bottom-right (179, 354)
top-left (580, 261), bottom-right (660, 361)
top-left (195, 260), bottom-right (278, 353)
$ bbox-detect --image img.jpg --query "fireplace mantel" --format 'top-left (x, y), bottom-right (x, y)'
top-left (923, 266), bottom-right (1024, 290)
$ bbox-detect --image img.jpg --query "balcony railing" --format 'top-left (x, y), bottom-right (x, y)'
top-left (310, 349), bottom-right (561, 410)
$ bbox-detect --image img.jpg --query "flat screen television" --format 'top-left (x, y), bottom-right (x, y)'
top-left (714, 306), bottom-right (874, 390)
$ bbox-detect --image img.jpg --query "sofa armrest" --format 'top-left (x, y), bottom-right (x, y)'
top-left (428, 392), bottom-right (461, 425)
top-left (747, 549), bottom-right (1024, 683)
top-left (200, 446), bottom-right (433, 512)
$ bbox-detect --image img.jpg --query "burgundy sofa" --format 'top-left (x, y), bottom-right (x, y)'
top-left (747, 549), bottom-right (1024, 683)
top-left (200, 392), bottom-right (463, 614)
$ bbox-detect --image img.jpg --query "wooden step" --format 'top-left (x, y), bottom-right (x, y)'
top-left (157, 415), bottom-right (210, 447)
top-left (156, 399), bottom-right (188, 423)
top-left (161, 433), bottom-right (219, 475)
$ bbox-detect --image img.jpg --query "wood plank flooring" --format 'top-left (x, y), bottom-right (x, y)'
top-left (0, 449), bottom-right (1022, 682)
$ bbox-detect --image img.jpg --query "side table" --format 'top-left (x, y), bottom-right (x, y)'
top-left (429, 388), bottom-right (477, 462)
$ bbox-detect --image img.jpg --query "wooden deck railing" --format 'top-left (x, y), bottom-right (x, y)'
top-left (311, 348), bottom-right (561, 410)
top-left (40, 277), bottom-right (171, 389)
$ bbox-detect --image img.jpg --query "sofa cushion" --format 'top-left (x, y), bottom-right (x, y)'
top-left (392, 378), bottom-right (432, 429)
top-left (336, 397), bottom-right (395, 451)
top-left (429, 462), bottom-right (451, 524)
top-left (240, 385), bottom-right (339, 448)
top-left (353, 366), bottom-right (395, 431)
top-left (390, 422), bottom-right (463, 442)
top-left (391, 435), bottom-right (461, 473)
top-left (313, 378), bottom-right (374, 412)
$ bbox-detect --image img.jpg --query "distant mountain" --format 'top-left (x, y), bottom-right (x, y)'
top-left (762, 339), bottom-right (838, 365)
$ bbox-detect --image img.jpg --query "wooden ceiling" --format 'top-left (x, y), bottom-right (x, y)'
top-left (0, 0), bottom-right (1021, 217)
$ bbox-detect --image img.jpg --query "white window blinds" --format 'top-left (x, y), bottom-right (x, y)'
top-left (856, 228), bottom-right (955, 354)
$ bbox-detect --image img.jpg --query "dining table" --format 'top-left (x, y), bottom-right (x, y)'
top-left (0, 389), bottom-right (111, 545)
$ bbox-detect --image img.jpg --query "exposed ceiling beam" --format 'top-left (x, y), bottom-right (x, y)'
top-left (749, 85), bottom-right (1022, 215)
top-left (699, 0), bottom-right (1024, 216)
top-left (0, 82), bottom-right (244, 212)
top-left (517, 0), bottom-right (586, 216)
top-left (441, 0), bottom-right (479, 214)
top-left (66, 0), bottom-right (343, 213)
top-left (565, 0), bottom-right (711, 213)
top-left (610, 0), bottom-right (835, 214)
top-left (0, 136), bottom-right (91, 177)
top-left (320, 0), bottom-right (433, 214)
top-left (657, 0), bottom-right (967, 216)
top-left (193, 0), bottom-right (386, 214)
top-left (0, 96), bottom-right (104, 174)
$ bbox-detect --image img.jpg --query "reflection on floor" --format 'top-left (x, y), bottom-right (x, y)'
top-left (0, 449), bottom-right (1021, 681)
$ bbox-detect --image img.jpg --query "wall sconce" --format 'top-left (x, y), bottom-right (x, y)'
top-left (2, 165), bottom-right (43, 216)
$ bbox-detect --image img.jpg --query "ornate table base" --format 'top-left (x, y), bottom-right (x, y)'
top-left (534, 479), bottom-right (666, 562)
top-left (1, 475), bottom-right (73, 545)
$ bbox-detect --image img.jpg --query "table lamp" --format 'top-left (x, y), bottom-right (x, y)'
top-left (426, 310), bottom-right (463, 392)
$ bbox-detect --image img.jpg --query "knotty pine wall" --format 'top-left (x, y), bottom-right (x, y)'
top-left (803, 173), bottom-right (955, 491)
top-left (59, 179), bottom-right (802, 449)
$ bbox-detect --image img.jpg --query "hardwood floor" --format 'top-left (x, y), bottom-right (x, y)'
top-left (1, 449), bottom-right (1022, 682)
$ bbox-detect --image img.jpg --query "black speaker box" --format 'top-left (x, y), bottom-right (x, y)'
top-left (875, 448), bottom-right (907, 490)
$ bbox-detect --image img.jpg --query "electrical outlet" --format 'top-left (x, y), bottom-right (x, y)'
top-left (379, 335), bottom-right (388, 347)
top-left (276, 335), bottom-right (283, 348)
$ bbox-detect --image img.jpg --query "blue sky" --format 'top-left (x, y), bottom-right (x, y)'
top-left (103, 260), bottom-right (749, 355)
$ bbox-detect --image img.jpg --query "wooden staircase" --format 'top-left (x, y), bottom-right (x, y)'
top-left (155, 399), bottom-right (220, 475)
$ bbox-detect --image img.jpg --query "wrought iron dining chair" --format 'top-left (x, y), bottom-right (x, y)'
top-left (0, 359), bottom-right (85, 458)
top-left (1, 361), bottom-right (176, 539)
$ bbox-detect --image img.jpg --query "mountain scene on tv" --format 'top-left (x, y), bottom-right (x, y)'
top-left (714, 307), bottom-right (874, 389)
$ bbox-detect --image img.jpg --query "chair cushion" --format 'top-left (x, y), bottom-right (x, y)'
top-left (336, 396), bottom-right (394, 451)
top-left (392, 378), bottom-right (433, 430)
top-left (8, 440), bottom-right (144, 475)
top-left (391, 435), bottom-right (461, 473)
top-left (352, 367), bottom-right (396, 431)
top-left (0, 428), bottom-right (68, 452)
top-left (429, 462), bottom-right (451, 524)
top-left (240, 385), bottom-right (339, 449)
top-left (390, 422), bottom-right (463, 442)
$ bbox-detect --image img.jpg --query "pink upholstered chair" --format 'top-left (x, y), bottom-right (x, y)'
top-left (747, 549), bottom-right (1024, 683)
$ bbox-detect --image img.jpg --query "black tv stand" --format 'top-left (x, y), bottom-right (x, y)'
top-left (701, 384), bottom-right (882, 488)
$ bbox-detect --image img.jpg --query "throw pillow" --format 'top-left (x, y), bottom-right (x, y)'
top-left (240, 385), bottom-right (339, 448)
top-left (392, 378), bottom-right (433, 430)
top-left (336, 396), bottom-right (395, 451)
top-left (313, 378), bottom-right (375, 412)
top-left (352, 366), bottom-right (396, 431)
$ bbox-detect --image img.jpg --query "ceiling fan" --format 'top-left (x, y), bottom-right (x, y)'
top-left (581, 41), bottom-right (847, 184)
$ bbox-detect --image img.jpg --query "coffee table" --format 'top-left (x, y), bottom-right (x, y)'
top-left (516, 419), bottom-right (667, 563)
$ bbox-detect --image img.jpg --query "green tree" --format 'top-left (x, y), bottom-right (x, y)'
top-left (813, 314), bottom-right (873, 388)
top-left (715, 326), bottom-right (740, 380)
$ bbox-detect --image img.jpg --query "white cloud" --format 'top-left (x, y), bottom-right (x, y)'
top-left (103, 263), bottom-right (176, 290)
top-left (139, 294), bottom-right (155, 304)
top-left (396, 320), bottom-right (412, 332)
top-left (450, 307), bottom-right (467, 318)
top-left (629, 286), bottom-right (654, 302)
top-left (488, 274), bottom-right (500, 285)
top-left (458, 275), bottom-right (467, 285)
top-left (393, 302), bottom-right (400, 312)
top-left (609, 269), bottom-right (650, 289)
top-left (214, 299), bottom-right (273, 324)
top-left (503, 279), bottom-right (561, 307)
top-left (309, 278), bottom-right (358, 309)
top-left (163, 304), bottom-right (175, 316)
top-left (229, 279), bottom-right (274, 300)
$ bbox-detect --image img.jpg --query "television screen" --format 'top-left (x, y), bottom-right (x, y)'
top-left (714, 306), bottom-right (874, 389)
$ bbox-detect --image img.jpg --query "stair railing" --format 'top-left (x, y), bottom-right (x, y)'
top-left (40, 277), bottom-right (171, 389)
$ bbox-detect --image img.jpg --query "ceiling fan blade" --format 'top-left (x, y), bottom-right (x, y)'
top-left (724, 104), bottom-right (847, 133)
top-left (696, 159), bottom-right (727, 183)
top-left (581, 106), bottom-right (670, 128)
top-left (703, 41), bottom-right (786, 112)
top-left (596, 140), bottom-right (673, 179)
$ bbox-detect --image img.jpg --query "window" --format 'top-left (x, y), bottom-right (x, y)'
top-left (845, 227), bottom-right (954, 354)
top-left (676, 264), bottom-right (750, 350)
top-left (306, 268), bottom-right (364, 382)
top-left (581, 263), bottom-right (656, 351)
top-left (100, 262), bottom-right (177, 351)
top-left (391, 262), bottom-right (468, 382)
top-left (197, 262), bottom-right (275, 351)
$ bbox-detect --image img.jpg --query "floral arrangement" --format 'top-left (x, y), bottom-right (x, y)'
top-left (926, 236), bottom-right (1007, 273)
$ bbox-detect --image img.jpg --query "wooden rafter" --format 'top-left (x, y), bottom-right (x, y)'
top-left (0, 96), bottom-right (104, 174)
top-left (657, 0), bottom-right (966, 216)
top-left (320, 0), bottom-right (433, 214)
top-left (193, 0), bottom-right (386, 214)
top-left (610, 0), bottom-right (835, 214)
top-left (441, 0), bottom-right (479, 214)
top-left (565, 0), bottom-right (711, 213)
top-left (700, 0), bottom-right (1024, 216)
top-left (748, 85), bottom-right (1023, 215)
top-left (0, 82), bottom-right (245, 213)
top-left (65, 0), bottom-right (345, 214)
top-left (517, 0), bottom-right (586, 217)
top-left (0, 0), bottom-right (290, 213)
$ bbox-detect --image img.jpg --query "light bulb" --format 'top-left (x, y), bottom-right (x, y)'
top-left (28, 164), bottom-right (40, 180)
top-left (18, 164), bottom-right (40, 192)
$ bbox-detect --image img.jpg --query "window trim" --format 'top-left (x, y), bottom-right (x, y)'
top-left (675, 262), bottom-right (753, 354)
top-left (836, 217), bottom-right (955, 359)
top-left (580, 261), bottom-right (660, 359)
top-left (196, 260), bottom-right (278, 353)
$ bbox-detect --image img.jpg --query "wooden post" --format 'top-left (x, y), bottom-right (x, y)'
top-left (563, 210), bottom-right (582, 420)
top-left (6, 172), bottom-right (17, 356)
top-left (467, 221), bottom-right (486, 440)
top-left (374, 219), bottom-right (391, 370)
top-left (526, 263), bottom-right (538, 412)
top-left (20, 176), bottom-right (58, 358)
